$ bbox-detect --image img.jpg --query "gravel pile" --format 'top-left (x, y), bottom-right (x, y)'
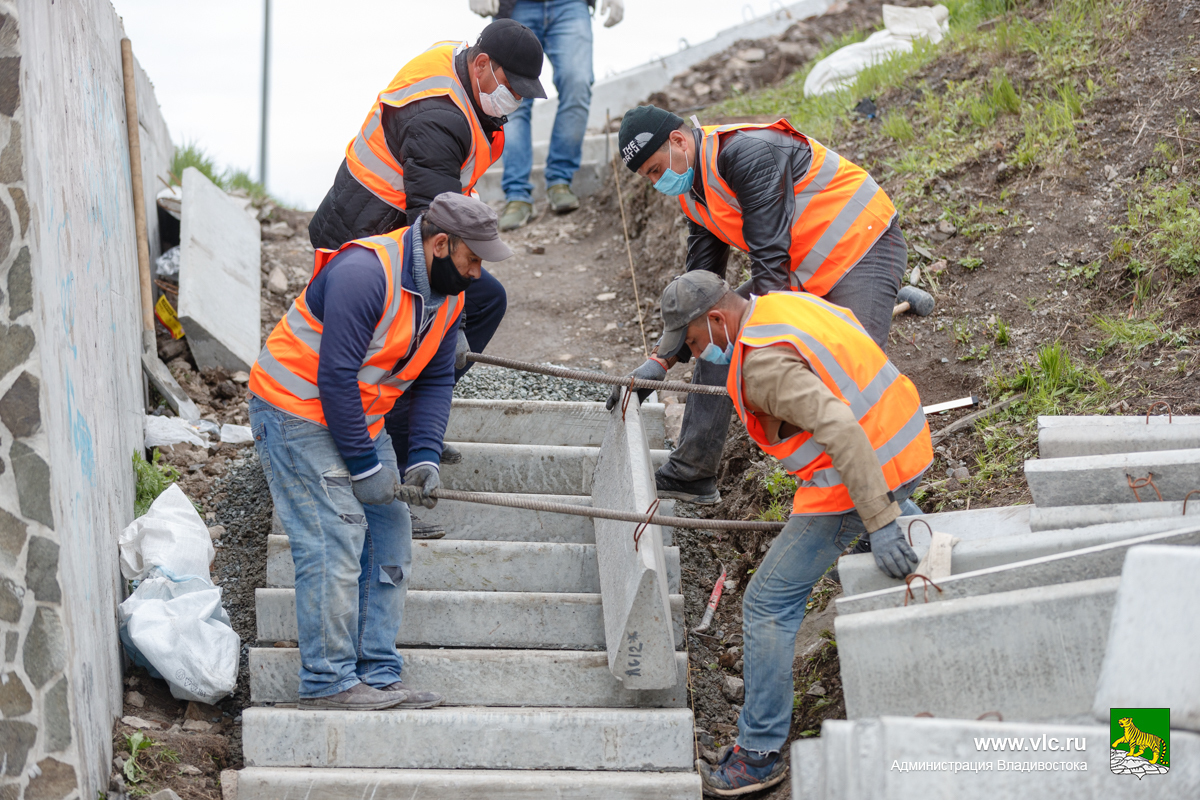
top-left (454, 364), bottom-right (612, 402)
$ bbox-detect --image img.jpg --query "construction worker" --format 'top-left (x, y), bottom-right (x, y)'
top-left (612, 106), bottom-right (907, 509)
top-left (468, 0), bottom-right (624, 230)
top-left (308, 19), bottom-right (546, 537)
top-left (249, 193), bottom-right (513, 710)
top-left (652, 271), bottom-right (930, 795)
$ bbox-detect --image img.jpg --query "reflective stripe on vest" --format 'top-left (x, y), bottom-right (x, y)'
top-left (727, 292), bottom-right (932, 515)
top-left (249, 227), bottom-right (463, 436)
top-left (345, 42), bottom-right (502, 210)
top-left (678, 120), bottom-right (896, 296)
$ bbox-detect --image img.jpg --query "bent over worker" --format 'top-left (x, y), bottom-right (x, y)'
top-left (308, 19), bottom-right (546, 537)
top-left (249, 193), bottom-right (513, 710)
top-left (613, 106), bottom-right (907, 508)
top-left (652, 272), bottom-right (930, 796)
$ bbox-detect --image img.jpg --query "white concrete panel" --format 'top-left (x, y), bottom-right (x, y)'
top-left (446, 399), bottom-right (666, 449)
top-left (1025, 448), bottom-right (1200, 507)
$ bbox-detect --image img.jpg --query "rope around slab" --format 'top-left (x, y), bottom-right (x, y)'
top-left (463, 352), bottom-right (731, 396)
top-left (430, 488), bottom-right (785, 532)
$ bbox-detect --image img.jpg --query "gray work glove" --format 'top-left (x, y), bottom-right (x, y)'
top-left (399, 464), bottom-right (440, 510)
top-left (606, 358), bottom-right (667, 411)
top-left (352, 467), bottom-right (401, 506)
top-left (869, 520), bottom-right (920, 579)
top-left (455, 328), bottom-right (471, 371)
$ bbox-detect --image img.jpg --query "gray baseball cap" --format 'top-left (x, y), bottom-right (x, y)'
top-left (425, 193), bottom-right (513, 263)
top-left (658, 270), bottom-right (729, 357)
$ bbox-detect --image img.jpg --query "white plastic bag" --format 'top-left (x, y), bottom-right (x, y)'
top-left (220, 424), bottom-right (253, 445)
top-left (155, 245), bottom-right (181, 278)
top-left (145, 415), bottom-right (209, 449)
top-left (119, 484), bottom-right (214, 581)
top-left (118, 572), bottom-right (239, 704)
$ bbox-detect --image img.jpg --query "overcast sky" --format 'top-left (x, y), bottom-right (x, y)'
top-left (111, 0), bottom-right (795, 209)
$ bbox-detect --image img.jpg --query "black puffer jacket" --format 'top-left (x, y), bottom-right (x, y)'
top-left (308, 50), bottom-right (505, 251)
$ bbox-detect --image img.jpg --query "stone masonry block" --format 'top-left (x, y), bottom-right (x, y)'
top-left (0, 579), bottom-right (20, 623)
top-left (24, 757), bottom-right (77, 800)
top-left (24, 606), bottom-right (64, 688)
top-left (0, 506), bottom-right (25, 565)
top-left (0, 121), bottom-right (18, 184)
top-left (1093, 544), bottom-right (1200, 732)
top-left (7, 189), bottom-right (25, 237)
top-left (0, 323), bottom-right (33, 377)
top-left (0, 719), bottom-right (35, 775)
top-left (25, 535), bottom-right (60, 602)
top-left (0, 670), bottom-right (30, 717)
top-left (0, 60), bottom-right (17, 121)
top-left (0, 193), bottom-right (11, 265)
top-left (43, 677), bottom-right (70, 752)
top-left (9, 441), bottom-right (52, 528)
top-left (5, 245), bottom-right (28, 317)
top-left (0, 371), bottom-right (39, 437)
top-left (3, 632), bottom-right (15, 661)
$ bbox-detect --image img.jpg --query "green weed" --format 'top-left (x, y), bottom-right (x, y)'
top-left (990, 71), bottom-right (1021, 114)
top-left (1094, 314), bottom-right (1190, 355)
top-left (133, 449), bottom-right (179, 517)
top-left (993, 318), bottom-right (1010, 346)
top-left (758, 465), bottom-right (798, 522)
top-left (881, 110), bottom-right (915, 143)
top-left (171, 142), bottom-right (273, 204)
top-left (1113, 177), bottom-right (1200, 278)
top-left (123, 732), bottom-right (153, 785)
top-left (958, 256), bottom-right (984, 270)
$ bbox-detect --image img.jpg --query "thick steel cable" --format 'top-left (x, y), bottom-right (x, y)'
top-left (431, 488), bottom-right (785, 532)
top-left (464, 352), bottom-right (729, 396)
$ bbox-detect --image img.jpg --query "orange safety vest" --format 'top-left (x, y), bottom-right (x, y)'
top-left (345, 41), bottom-right (504, 210)
top-left (728, 292), bottom-right (931, 516)
top-left (680, 120), bottom-right (896, 296)
top-left (249, 227), bottom-right (463, 436)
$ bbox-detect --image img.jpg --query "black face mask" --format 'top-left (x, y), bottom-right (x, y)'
top-left (429, 252), bottom-right (473, 296)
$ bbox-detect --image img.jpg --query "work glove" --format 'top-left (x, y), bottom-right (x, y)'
top-left (352, 467), bottom-right (401, 506)
top-left (468, 0), bottom-right (499, 17)
top-left (600, 0), bottom-right (624, 27)
top-left (869, 520), bottom-right (920, 580)
top-left (399, 464), bottom-right (440, 510)
top-left (606, 357), bottom-right (667, 411)
top-left (455, 327), bottom-right (471, 371)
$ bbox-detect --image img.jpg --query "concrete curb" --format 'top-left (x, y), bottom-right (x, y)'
top-left (446, 399), bottom-right (667, 449)
top-left (440, 442), bottom-right (670, 494)
top-left (1025, 448), bottom-right (1200, 507)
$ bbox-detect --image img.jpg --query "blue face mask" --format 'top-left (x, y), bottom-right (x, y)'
top-left (653, 142), bottom-right (694, 196)
top-left (699, 316), bottom-right (734, 364)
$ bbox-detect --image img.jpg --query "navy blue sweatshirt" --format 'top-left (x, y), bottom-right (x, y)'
top-left (304, 227), bottom-right (457, 478)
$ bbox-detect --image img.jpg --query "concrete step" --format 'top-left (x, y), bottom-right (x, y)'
top-left (1025, 447), bottom-right (1200, 507)
top-left (896, 505), bottom-right (1032, 545)
top-left (241, 706), bottom-right (696, 770)
top-left (440, 442), bottom-right (670, 495)
top-left (838, 515), bottom-right (1195, 596)
top-left (837, 577), bottom-right (1119, 722)
top-left (255, 588), bottom-right (685, 650)
top-left (836, 524), bottom-right (1200, 615)
top-left (476, 160), bottom-right (610, 204)
top-left (265, 535), bottom-right (681, 594)
top-left (1029, 498), bottom-right (1198, 531)
top-left (233, 767), bottom-right (702, 800)
top-left (447, 399), bottom-right (667, 449)
top-left (249, 647), bottom-right (689, 708)
top-left (1039, 414), bottom-right (1200, 458)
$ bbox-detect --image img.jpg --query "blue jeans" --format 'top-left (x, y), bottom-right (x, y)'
top-left (501, 0), bottom-right (594, 202)
top-left (737, 490), bottom-right (922, 754)
top-left (249, 396), bottom-right (412, 699)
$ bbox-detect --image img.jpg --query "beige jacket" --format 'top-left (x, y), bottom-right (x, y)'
top-left (740, 344), bottom-right (902, 532)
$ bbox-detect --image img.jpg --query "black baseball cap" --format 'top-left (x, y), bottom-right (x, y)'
top-left (619, 105), bottom-right (685, 172)
top-left (478, 19), bottom-right (547, 100)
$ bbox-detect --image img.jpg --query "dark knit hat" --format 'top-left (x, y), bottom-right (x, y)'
top-left (618, 105), bottom-right (684, 172)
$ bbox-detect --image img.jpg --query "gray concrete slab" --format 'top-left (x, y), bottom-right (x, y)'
top-left (411, 493), bottom-right (598, 543)
top-left (249, 647), bottom-right (689, 708)
top-left (836, 525), bottom-right (1200, 614)
top-left (176, 167), bottom-right (261, 372)
top-left (1039, 414), bottom-right (1200, 427)
top-left (1030, 499), bottom-right (1199, 531)
top-left (233, 767), bottom-right (703, 800)
top-left (445, 399), bottom-right (666, 449)
top-left (1025, 448), bottom-right (1200, 507)
top-left (840, 516), bottom-right (1197, 596)
top-left (591, 394), bottom-right (678, 689)
top-left (897, 505), bottom-right (1032, 544)
top-left (1093, 544), bottom-right (1200, 733)
top-left (255, 588), bottom-right (685, 650)
top-left (439, 442), bottom-right (668, 494)
top-left (1039, 415), bottom-right (1200, 458)
top-left (264, 535), bottom-right (681, 594)
top-left (794, 716), bottom-right (1200, 799)
top-left (838, 577), bottom-right (1120, 721)
top-left (241, 706), bottom-right (696, 770)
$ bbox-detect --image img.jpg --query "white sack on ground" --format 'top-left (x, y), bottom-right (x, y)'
top-left (144, 414), bottom-right (208, 449)
top-left (119, 483), bottom-right (214, 581)
top-left (220, 423), bottom-right (254, 444)
top-left (804, 4), bottom-right (950, 97)
top-left (118, 572), bottom-right (240, 704)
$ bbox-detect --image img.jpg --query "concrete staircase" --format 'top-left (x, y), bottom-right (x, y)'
top-left (234, 398), bottom-right (702, 798)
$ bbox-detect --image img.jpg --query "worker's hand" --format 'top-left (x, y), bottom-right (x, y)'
top-left (352, 467), bottom-right (401, 506)
top-left (868, 521), bottom-right (919, 580)
top-left (455, 328), bottom-right (471, 371)
top-left (469, 0), bottom-right (499, 17)
top-left (400, 464), bottom-right (440, 510)
top-left (600, 0), bottom-right (624, 27)
top-left (606, 357), bottom-right (667, 411)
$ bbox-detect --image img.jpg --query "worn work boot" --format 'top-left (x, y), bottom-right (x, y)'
top-left (409, 509), bottom-right (445, 540)
top-left (699, 745), bottom-right (788, 796)
top-left (656, 473), bottom-right (721, 505)
top-left (297, 682), bottom-right (407, 711)
top-left (546, 183), bottom-right (580, 214)
top-left (379, 681), bottom-right (444, 709)
top-left (441, 443), bottom-right (463, 465)
top-left (498, 200), bottom-right (533, 231)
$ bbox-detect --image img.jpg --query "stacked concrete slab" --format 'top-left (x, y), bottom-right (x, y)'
top-left (235, 397), bottom-right (700, 799)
